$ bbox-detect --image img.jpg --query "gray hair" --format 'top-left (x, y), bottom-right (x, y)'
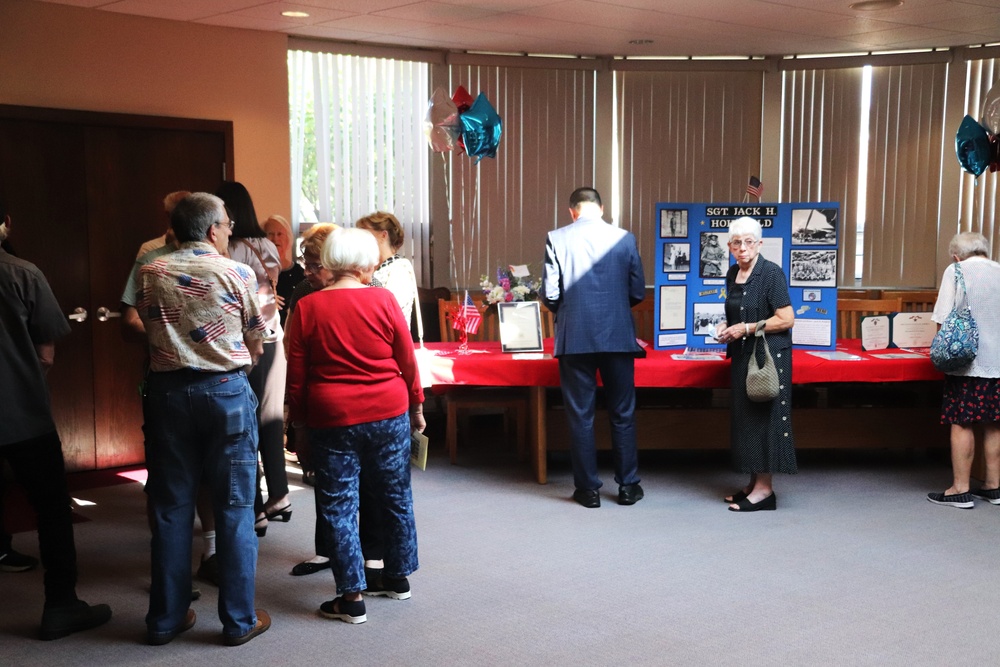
top-left (727, 216), bottom-right (762, 241)
top-left (171, 193), bottom-right (226, 243)
top-left (322, 227), bottom-right (379, 274)
top-left (948, 231), bottom-right (990, 260)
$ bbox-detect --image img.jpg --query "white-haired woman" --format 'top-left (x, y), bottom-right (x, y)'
top-left (928, 232), bottom-right (1000, 509)
top-left (285, 227), bottom-right (424, 624)
top-left (715, 217), bottom-right (796, 511)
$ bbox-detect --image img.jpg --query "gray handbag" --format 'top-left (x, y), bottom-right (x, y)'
top-left (746, 320), bottom-right (780, 402)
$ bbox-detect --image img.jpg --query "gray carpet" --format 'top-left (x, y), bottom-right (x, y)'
top-left (2, 430), bottom-right (997, 666)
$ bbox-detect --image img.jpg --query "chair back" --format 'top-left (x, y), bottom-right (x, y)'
top-left (631, 300), bottom-right (656, 342)
top-left (438, 298), bottom-right (497, 343)
top-left (836, 297), bottom-right (902, 339)
top-left (880, 290), bottom-right (936, 313)
top-left (412, 286), bottom-right (451, 342)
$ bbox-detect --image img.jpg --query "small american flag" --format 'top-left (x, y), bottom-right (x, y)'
top-left (147, 305), bottom-right (181, 323)
top-left (176, 274), bottom-right (212, 298)
top-left (189, 317), bottom-right (227, 344)
top-left (746, 175), bottom-right (764, 199)
top-left (452, 291), bottom-right (482, 335)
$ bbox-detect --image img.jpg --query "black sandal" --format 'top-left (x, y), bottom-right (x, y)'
top-left (728, 493), bottom-right (777, 512)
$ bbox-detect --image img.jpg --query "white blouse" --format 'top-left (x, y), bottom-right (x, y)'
top-left (373, 255), bottom-right (417, 327)
top-left (932, 256), bottom-right (1000, 378)
top-left (229, 237), bottom-right (283, 343)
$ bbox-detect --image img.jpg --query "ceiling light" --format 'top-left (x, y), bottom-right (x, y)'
top-left (282, 11), bottom-right (310, 18)
top-left (849, 0), bottom-right (903, 10)
top-left (628, 39), bottom-right (654, 45)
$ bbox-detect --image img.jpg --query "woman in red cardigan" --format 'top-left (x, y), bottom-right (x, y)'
top-left (285, 227), bottom-right (425, 624)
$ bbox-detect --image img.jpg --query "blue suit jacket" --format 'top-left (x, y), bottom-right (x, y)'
top-left (541, 214), bottom-right (645, 357)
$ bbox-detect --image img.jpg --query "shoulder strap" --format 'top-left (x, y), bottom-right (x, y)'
top-left (953, 261), bottom-right (969, 311)
top-left (240, 239), bottom-right (278, 294)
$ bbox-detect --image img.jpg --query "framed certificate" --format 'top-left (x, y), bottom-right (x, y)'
top-left (498, 301), bottom-right (544, 353)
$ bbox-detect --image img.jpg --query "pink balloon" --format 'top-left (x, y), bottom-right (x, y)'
top-left (424, 88), bottom-right (461, 152)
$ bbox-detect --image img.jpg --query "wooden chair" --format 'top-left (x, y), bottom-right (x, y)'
top-left (411, 286), bottom-right (451, 343)
top-left (880, 289), bottom-right (937, 313)
top-left (631, 300), bottom-right (656, 342)
top-left (836, 297), bottom-right (902, 339)
top-left (538, 302), bottom-right (556, 339)
top-left (436, 297), bottom-right (528, 465)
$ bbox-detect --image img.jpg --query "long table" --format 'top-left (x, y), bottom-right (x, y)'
top-left (421, 340), bottom-right (944, 483)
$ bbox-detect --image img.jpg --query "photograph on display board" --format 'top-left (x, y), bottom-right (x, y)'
top-left (692, 302), bottom-right (726, 342)
top-left (659, 209), bottom-right (688, 238)
top-left (699, 232), bottom-right (729, 278)
top-left (662, 242), bottom-right (691, 273)
top-left (803, 288), bottom-right (822, 302)
top-left (760, 237), bottom-right (784, 269)
top-left (790, 249), bottom-right (837, 287)
top-left (659, 285), bottom-right (686, 330)
top-left (791, 208), bottom-right (838, 245)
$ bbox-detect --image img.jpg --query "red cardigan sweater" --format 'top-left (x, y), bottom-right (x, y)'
top-left (286, 287), bottom-right (424, 429)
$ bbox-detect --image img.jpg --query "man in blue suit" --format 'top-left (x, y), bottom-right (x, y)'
top-left (542, 188), bottom-right (646, 508)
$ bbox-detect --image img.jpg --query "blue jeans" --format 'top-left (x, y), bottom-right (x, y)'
top-left (558, 353), bottom-right (640, 490)
top-left (312, 413), bottom-right (418, 595)
top-left (143, 369), bottom-right (260, 639)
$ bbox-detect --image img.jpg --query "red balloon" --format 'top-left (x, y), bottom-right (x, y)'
top-left (452, 85), bottom-right (474, 114)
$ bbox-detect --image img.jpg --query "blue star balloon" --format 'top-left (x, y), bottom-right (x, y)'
top-left (956, 114), bottom-right (991, 177)
top-left (460, 93), bottom-right (502, 163)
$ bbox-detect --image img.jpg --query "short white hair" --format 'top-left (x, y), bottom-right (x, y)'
top-left (322, 227), bottom-right (379, 273)
top-left (727, 216), bottom-right (762, 241)
top-left (949, 231), bottom-right (989, 260)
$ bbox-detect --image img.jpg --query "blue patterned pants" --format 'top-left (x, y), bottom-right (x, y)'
top-left (311, 412), bottom-right (418, 595)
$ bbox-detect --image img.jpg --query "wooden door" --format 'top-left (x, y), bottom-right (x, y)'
top-left (0, 118), bottom-right (96, 469)
top-left (0, 106), bottom-right (232, 471)
top-left (85, 124), bottom-right (227, 468)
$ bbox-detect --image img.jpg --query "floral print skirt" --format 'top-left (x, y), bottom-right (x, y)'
top-left (941, 374), bottom-right (1000, 424)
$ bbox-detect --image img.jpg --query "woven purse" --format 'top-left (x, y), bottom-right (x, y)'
top-left (746, 320), bottom-right (780, 402)
top-left (930, 262), bottom-right (979, 373)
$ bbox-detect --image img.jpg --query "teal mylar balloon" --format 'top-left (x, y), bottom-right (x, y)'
top-left (956, 114), bottom-right (991, 177)
top-left (460, 93), bottom-right (502, 163)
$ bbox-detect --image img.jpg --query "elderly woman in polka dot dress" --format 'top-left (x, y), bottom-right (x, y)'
top-left (715, 216), bottom-right (797, 512)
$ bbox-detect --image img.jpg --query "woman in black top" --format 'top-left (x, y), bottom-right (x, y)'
top-left (715, 217), bottom-right (796, 512)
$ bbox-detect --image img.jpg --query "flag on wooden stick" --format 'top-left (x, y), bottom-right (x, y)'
top-left (452, 291), bottom-right (482, 335)
top-left (746, 175), bottom-right (764, 199)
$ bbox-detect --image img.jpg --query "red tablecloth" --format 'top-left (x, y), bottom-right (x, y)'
top-left (421, 339), bottom-right (942, 388)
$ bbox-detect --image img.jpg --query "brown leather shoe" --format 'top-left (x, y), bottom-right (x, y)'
top-left (148, 608), bottom-right (196, 646)
top-left (224, 609), bottom-right (270, 646)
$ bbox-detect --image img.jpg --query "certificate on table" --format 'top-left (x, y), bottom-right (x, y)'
top-left (861, 315), bottom-right (890, 351)
top-left (498, 301), bottom-right (544, 353)
top-left (891, 312), bottom-right (936, 349)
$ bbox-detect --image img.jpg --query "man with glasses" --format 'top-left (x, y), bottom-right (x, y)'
top-left (138, 193), bottom-right (270, 646)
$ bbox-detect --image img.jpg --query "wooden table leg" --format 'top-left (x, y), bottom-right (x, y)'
top-left (528, 386), bottom-right (547, 483)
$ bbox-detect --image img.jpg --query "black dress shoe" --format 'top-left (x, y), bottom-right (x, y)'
top-left (618, 483), bottom-right (644, 506)
top-left (572, 488), bottom-right (601, 508)
top-left (728, 492), bottom-right (777, 512)
top-left (291, 560), bottom-right (331, 576)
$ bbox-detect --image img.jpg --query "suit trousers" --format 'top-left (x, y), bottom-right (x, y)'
top-left (557, 352), bottom-right (640, 490)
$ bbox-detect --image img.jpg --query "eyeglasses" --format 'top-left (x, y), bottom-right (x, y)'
top-left (727, 239), bottom-right (758, 249)
top-left (304, 262), bottom-right (323, 273)
top-left (215, 219), bottom-right (235, 230)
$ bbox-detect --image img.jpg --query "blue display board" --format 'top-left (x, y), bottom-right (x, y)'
top-left (652, 202), bottom-right (839, 351)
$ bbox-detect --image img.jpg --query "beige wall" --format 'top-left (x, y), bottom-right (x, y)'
top-left (0, 0), bottom-right (290, 221)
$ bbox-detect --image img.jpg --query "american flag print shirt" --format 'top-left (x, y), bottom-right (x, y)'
top-left (140, 242), bottom-right (268, 372)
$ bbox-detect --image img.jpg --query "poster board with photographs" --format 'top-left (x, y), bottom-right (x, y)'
top-left (653, 202), bottom-right (839, 351)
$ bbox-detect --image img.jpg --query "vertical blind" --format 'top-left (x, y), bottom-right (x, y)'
top-left (444, 65), bottom-right (596, 291)
top-left (780, 68), bottom-right (864, 285)
top-left (615, 70), bottom-right (764, 283)
top-left (288, 50), bottom-right (430, 279)
top-left (864, 63), bottom-right (948, 287)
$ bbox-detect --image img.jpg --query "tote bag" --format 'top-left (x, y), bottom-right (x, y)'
top-left (930, 262), bottom-right (978, 373)
top-left (746, 320), bottom-right (780, 402)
